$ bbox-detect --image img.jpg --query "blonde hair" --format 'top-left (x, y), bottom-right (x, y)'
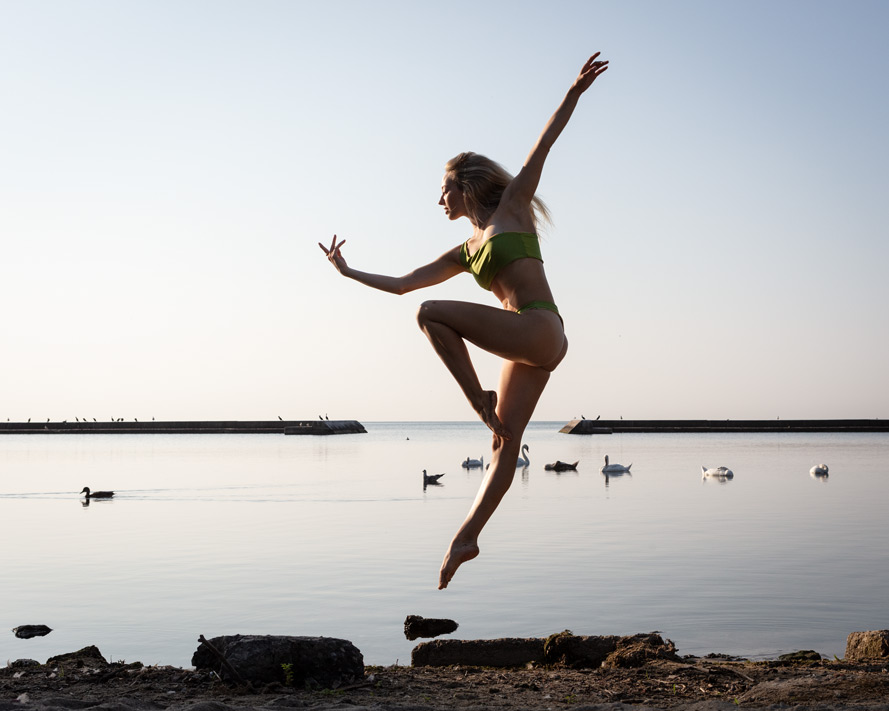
top-left (445, 152), bottom-right (551, 230)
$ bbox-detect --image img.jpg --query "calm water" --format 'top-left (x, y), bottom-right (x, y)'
top-left (1, 423), bottom-right (887, 667)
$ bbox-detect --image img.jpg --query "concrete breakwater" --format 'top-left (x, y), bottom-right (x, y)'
top-left (0, 420), bottom-right (366, 435)
top-left (561, 418), bottom-right (889, 434)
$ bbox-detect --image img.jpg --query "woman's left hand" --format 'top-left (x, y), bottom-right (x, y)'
top-left (319, 234), bottom-right (348, 274)
top-left (573, 52), bottom-right (609, 94)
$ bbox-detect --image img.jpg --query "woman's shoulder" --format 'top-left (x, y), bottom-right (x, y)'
top-left (487, 199), bottom-right (536, 233)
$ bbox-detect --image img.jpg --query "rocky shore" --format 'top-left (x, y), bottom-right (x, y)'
top-left (4, 631), bottom-right (888, 711)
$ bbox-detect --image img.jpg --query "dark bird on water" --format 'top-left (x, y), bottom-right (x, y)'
top-left (544, 460), bottom-right (580, 471)
top-left (422, 470), bottom-right (445, 485)
top-left (80, 487), bottom-right (114, 499)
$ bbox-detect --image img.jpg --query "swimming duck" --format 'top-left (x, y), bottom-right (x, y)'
top-left (701, 466), bottom-right (733, 479)
top-left (601, 455), bottom-right (631, 473)
top-left (809, 464), bottom-right (829, 478)
top-left (544, 460), bottom-right (579, 471)
top-left (422, 470), bottom-right (445, 485)
top-left (80, 487), bottom-right (114, 499)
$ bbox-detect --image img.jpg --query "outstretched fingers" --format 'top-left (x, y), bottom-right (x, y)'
top-left (318, 234), bottom-right (346, 255)
top-left (575, 52), bottom-right (609, 92)
top-left (319, 235), bottom-right (349, 273)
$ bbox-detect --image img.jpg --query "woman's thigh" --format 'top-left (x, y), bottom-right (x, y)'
top-left (417, 300), bottom-right (564, 367)
top-left (496, 359), bottom-right (552, 437)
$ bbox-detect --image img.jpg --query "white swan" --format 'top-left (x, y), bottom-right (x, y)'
top-left (702, 465), bottom-right (733, 479)
top-left (516, 444), bottom-right (530, 468)
top-left (810, 463), bottom-right (829, 478)
top-left (461, 456), bottom-right (484, 469)
top-left (601, 455), bottom-right (631, 473)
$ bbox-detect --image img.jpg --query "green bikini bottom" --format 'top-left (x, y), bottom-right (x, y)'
top-left (516, 300), bottom-right (560, 316)
top-left (516, 300), bottom-right (563, 326)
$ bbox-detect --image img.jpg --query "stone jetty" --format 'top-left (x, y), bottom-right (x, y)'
top-left (561, 418), bottom-right (889, 434)
top-left (0, 420), bottom-right (366, 435)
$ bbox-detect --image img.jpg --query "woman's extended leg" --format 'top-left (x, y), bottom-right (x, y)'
top-left (417, 300), bottom-right (564, 439)
top-left (438, 358), bottom-right (555, 589)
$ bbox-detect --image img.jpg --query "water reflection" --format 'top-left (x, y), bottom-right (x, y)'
top-left (601, 470), bottom-right (631, 487)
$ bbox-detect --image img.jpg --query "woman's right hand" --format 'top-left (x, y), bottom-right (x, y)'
top-left (572, 52), bottom-right (609, 95)
top-left (319, 234), bottom-right (348, 274)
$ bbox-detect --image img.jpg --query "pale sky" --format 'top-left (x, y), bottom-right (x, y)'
top-left (1, 0), bottom-right (887, 423)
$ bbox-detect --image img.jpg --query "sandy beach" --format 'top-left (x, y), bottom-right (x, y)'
top-left (4, 651), bottom-right (889, 711)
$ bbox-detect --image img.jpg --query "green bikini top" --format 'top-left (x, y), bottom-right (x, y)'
top-left (459, 231), bottom-right (542, 290)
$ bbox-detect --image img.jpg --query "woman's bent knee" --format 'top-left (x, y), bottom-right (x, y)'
top-left (416, 300), bottom-right (438, 329)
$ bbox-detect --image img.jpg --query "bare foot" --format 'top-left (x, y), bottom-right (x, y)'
top-left (478, 390), bottom-right (511, 440)
top-left (438, 539), bottom-right (480, 589)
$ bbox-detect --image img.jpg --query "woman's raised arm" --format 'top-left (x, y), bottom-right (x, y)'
top-left (504, 53), bottom-right (609, 207)
top-left (319, 235), bottom-right (465, 295)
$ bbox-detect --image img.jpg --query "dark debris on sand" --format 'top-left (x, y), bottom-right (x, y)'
top-left (4, 651), bottom-right (889, 711)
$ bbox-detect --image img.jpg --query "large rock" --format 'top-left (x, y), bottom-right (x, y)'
top-left (846, 630), bottom-right (889, 661)
top-left (778, 649), bottom-right (822, 662)
top-left (47, 646), bottom-right (108, 667)
top-left (411, 638), bottom-right (545, 667)
top-left (412, 632), bottom-right (682, 669)
top-left (12, 625), bottom-right (52, 639)
top-left (603, 632), bottom-right (683, 668)
top-left (403, 615), bottom-right (458, 640)
top-left (192, 634), bottom-right (363, 688)
top-left (543, 631), bottom-right (620, 667)
top-left (544, 631), bottom-right (681, 668)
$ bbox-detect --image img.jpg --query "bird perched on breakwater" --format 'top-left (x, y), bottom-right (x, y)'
top-left (601, 455), bottom-right (631, 473)
top-left (80, 487), bottom-right (114, 499)
top-left (422, 470), bottom-right (445, 486)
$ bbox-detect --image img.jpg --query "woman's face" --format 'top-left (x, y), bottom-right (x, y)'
top-left (439, 174), bottom-right (466, 221)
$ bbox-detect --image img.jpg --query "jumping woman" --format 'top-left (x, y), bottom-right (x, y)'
top-left (320, 53), bottom-right (609, 589)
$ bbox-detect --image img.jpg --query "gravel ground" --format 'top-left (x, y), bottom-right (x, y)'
top-left (3, 652), bottom-right (889, 711)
